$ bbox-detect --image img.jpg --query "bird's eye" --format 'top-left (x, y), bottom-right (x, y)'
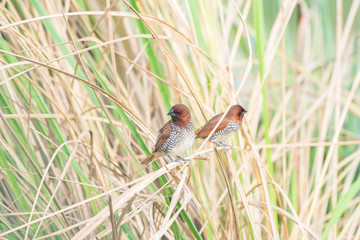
top-left (174, 111), bottom-right (181, 114)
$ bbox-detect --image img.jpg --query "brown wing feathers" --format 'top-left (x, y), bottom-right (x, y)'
top-left (141, 121), bottom-right (171, 165)
top-left (154, 121), bottom-right (171, 151)
top-left (195, 113), bottom-right (229, 138)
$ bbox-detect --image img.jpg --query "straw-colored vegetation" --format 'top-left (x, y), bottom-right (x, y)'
top-left (0, 0), bottom-right (359, 239)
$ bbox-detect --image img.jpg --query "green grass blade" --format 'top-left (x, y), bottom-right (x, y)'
top-left (321, 173), bottom-right (360, 239)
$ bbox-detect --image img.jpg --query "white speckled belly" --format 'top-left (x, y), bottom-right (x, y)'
top-left (210, 121), bottom-right (240, 141)
top-left (158, 121), bottom-right (195, 156)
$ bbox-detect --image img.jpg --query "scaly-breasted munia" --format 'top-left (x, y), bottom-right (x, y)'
top-left (195, 105), bottom-right (247, 147)
top-left (142, 104), bottom-right (195, 165)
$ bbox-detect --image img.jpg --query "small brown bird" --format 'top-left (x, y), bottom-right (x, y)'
top-left (142, 104), bottom-right (195, 165)
top-left (195, 105), bottom-right (247, 147)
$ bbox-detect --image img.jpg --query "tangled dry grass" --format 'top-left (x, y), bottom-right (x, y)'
top-left (0, 0), bottom-right (359, 239)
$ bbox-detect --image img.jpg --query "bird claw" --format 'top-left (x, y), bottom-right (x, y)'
top-left (167, 155), bottom-right (174, 162)
top-left (212, 141), bottom-right (223, 148)
top-left (167, 155), bottom-right (190, 164)
top-left (220, 142), bottom-right (234, 153)
top-left (213, 141), bottom-right (234, 153)
top-left (175, 156), bottom-right (191, 163)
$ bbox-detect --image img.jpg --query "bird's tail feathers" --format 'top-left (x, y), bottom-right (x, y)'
top-left (194, 129), bottom-right (199, 137)
top-left (141, 152), bottom-right (156, 165)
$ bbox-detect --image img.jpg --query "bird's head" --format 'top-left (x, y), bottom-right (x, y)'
top-left (168, 104), bottom-right (192, 126)
top-left (227, 104), bottom-right (247, 122)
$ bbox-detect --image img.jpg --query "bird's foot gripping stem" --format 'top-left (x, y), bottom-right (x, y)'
top-left (175, 156), bottom-right (191, 163)
top-left (213, 141), bottom-right (234, 153)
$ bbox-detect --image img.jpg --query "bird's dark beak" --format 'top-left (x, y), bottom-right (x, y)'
top-left (243, 108), bottom-right (248, 113)
top-left (167, 108), bottom-right (176, 117)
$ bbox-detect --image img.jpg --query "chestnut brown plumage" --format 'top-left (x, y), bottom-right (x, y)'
top-left (142, 104), bottom-right (195, 165)
top-left (195, 105), bottom-right (247, 146)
